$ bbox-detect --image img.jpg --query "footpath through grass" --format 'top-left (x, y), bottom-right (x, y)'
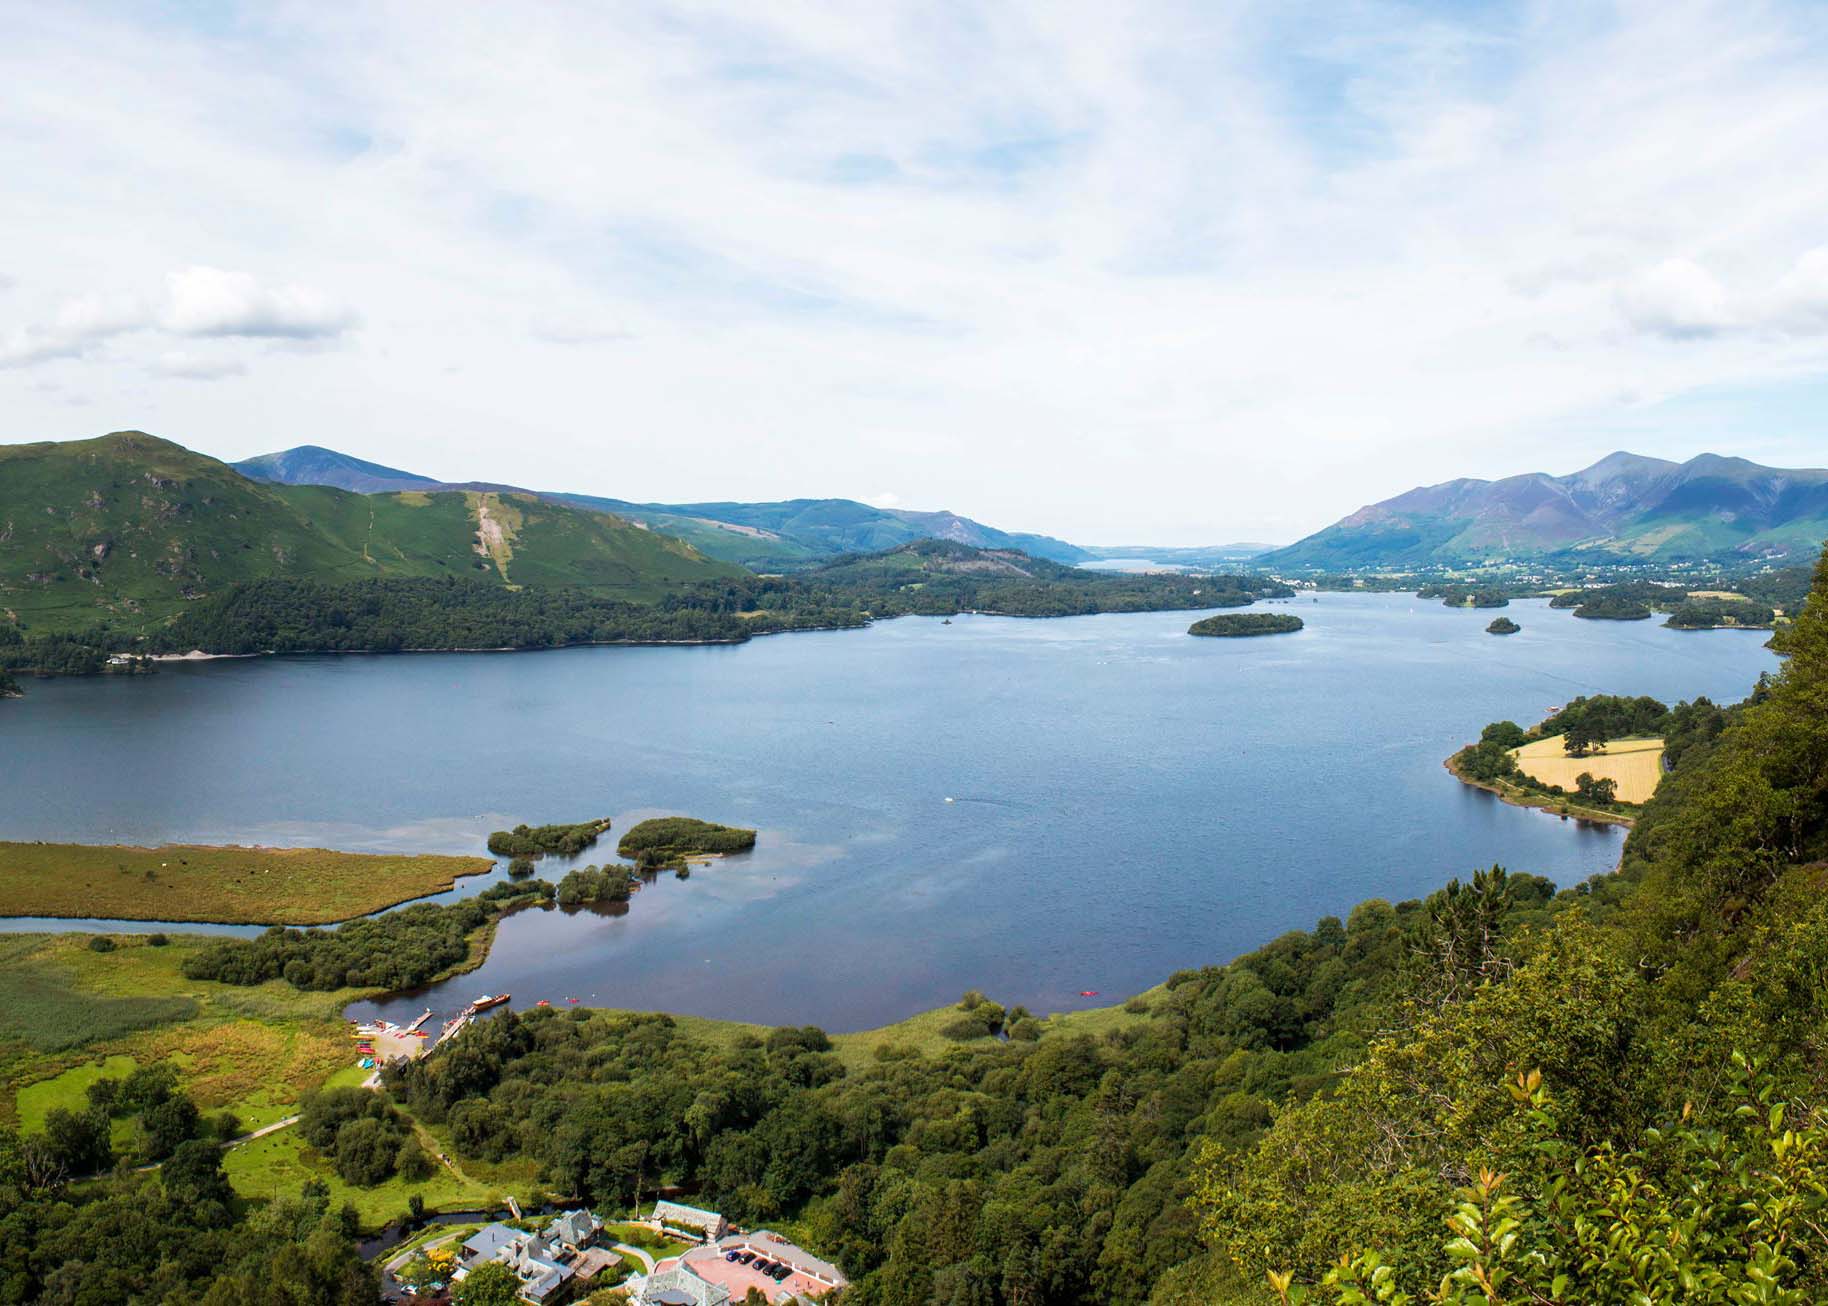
top-left (0, 841), bottom-right (493, 924)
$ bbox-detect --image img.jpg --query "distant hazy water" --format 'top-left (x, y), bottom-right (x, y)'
top-left (0, 596), bottom-right (1777, 1030)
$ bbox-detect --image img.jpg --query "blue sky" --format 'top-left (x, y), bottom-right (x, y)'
top-left (2, 0), bottom-right (1827, 542)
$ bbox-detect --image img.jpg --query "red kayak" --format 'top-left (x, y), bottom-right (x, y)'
top-left (1078, 990), bottom-right (1099, 997)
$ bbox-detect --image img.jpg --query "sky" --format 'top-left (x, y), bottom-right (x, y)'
top-left (3, 0), bottom-right (1827, 545)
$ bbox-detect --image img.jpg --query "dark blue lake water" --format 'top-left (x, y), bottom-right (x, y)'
top-left (0, 596), bottom-right (1777, 1030)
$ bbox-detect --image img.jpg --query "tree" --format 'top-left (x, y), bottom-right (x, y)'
top-left (1562, 717), bottom-right (1605, 756)
top-left (141, 1093), bottom-right (202, 1160)
top-left (454, 1260), bottom-right (522, 1305)
top-left (163, 1137), bottom-right (234, 1207)
top-left (334, 1116), bottom-right (401, 1187)
top-left (1575, 772), bottom-right (1618, 805)
top-left (42, 1106), bottom-right (111, 1176)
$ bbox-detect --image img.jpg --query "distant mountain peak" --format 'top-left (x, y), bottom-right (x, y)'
top-left (1264, 450), bottom-right (1828, 568)
top-left (233, 445), bottom-right (442, 494)
top-left (1571, 450), bottom-right (1679, 483)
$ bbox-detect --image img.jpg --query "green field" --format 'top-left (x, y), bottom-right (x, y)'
top-left (14, 1053), bottom-right (138, 1132)
top-left (222, 1123), bottom-right (507, 1225)
top-left (0, 840), bottom-right (493, 924)
top-left (0, 932), bottom-right (351, 1127)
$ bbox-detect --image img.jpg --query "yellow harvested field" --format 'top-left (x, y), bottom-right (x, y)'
top-left (1510, 735), bottom-right (1666, 804)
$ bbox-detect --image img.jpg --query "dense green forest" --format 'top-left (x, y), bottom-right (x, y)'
top-left (1665, 595), bottom-right (1777, 628)
top-left (179, 879), bottom-right (555, 991)
top-left (0, 1057), bottom-right (375, 1302)
top-left (1485, 616), bottom-right (1519, 634)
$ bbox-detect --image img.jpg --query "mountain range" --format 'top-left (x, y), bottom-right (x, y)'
top-left (1262, 451), bottom-right (1828, 569)
top-left (0, 432), bottom-right (740, 632)
top-left (232, 444), bottom-right (1091, 569)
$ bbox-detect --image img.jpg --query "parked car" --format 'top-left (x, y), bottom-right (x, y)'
top-left (725, 1252), bottom-right (741, 1262)
top-left (735, 1251), bottom-right (756, 1265)
top-left (771, 1267), bottom-right (792, 1281)
top-left (752, 1260), bottom-right (775, 1273)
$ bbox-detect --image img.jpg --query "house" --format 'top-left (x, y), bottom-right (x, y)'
top-left (651, 1200), bottom-right (728, 1242)
top-left (460, 1223), bottom-right (523, 1266)
top-left (545, 1209), bottom-right (604, 1253)
top-left (454, 1212), bottom-right (611, 1304)
top-left (627, 1266), bottom-right (731, 1306)
top-left (502, 1232), bottom-right (573, 1303)
top-left (625, 1230), bottom-right (848, 1306)
top-left (721, 1232), bottom-right (846, 1293)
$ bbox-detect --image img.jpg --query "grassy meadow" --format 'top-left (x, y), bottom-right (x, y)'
top-left (0, 841), bottom-right (492, 924)
top-left (1511, 735), bottom-right (1667, 804)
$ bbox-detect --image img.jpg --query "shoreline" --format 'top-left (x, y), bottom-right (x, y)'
top-left (1442, 751), bottom-right (1637, 829)
top-left (9, 602), bottom-right (1272, 681)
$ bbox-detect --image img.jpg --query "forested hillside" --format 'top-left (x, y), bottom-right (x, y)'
top-left (2, 540), bottom-right (1289, 680)
top-left (0, 431), bottom-right (738, 634)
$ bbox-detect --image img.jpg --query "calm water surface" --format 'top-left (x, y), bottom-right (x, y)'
top-left (0, 596), bottom-right (1777, 1030)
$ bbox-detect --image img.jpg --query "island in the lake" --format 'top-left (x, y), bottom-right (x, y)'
top-left (1188, 612), bottom-right (1304, 637)
top-left (619, 815), bottom-right (759, 868)
top-left (1487, 616), bottom-right (1521, 635)
top-left (485, 817), bottom-right (614, 858)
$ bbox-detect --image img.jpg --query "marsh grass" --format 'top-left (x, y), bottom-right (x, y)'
top-left (0, 841), bottom-right (491, 925)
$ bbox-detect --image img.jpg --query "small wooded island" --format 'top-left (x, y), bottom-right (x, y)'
top-left (1188, 612), bottom-right (1304, 637)
top-left (619, 816), bottom-right (758, 868)
top-left (485, 818), bottom-right (612, 857)
top-left (1487, 616), bottom-right (1521, 635)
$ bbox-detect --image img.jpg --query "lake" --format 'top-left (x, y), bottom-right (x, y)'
top-left (0, 595), bottom-right (1777, 1031)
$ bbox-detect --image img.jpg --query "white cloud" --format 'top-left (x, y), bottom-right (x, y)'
top-left (153, 350), bottom-right (247, 381)
top-left (1774, 247), bottom-right (1828, 333)
top-left (1, 1), bottom-right (1827, 539)
top-left (1616, 259), bottom-right (1736, 339)
top-left (0, 291), bottom-right (142, 369)
top-left (528, 315), bottom-right (634, 346)
top-left (160, 266), bottom-right (355, 340)
top-left (868, 491), bottom-right (900, 508)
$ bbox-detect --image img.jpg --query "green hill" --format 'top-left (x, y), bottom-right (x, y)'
top-left (232, 443), bottom-right (1091, 569)
top-left (0, 432), bottom-right (739, 633)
